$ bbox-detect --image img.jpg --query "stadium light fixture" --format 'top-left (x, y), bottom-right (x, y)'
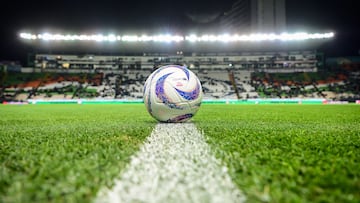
top-left (121, 35), bottom-right (140, 42)
top-left (185, 34), bottom-right (198, 42)
top-left (19, 32), bottom-right (334, 42)
top-left (19, 33), bottom-right (37, 40)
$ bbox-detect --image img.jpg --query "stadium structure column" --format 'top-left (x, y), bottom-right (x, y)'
top-left (228, 70), bottom-right (240, 99)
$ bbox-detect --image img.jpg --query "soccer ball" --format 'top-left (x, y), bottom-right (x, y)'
top-left (143, 65), bottom-right (203, 122)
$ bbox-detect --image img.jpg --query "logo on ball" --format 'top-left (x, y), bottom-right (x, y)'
top-left (143, 65), bottom-right (203, 122)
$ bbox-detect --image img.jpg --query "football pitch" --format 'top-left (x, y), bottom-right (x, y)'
top-left (1, 104), bottom-right (359, 202)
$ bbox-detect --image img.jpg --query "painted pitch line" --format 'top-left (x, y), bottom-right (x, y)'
top-left (95, 123), bottom-right (245, 203)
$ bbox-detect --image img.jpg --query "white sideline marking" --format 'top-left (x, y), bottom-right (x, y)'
top-left (95, 123), bottom-right (245, 203)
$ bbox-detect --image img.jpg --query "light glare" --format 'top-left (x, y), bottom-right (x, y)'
top-left (19, 32), bottom-right (334, 42)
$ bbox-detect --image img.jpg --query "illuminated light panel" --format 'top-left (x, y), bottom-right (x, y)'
top-left (121, 35), bottom-right (184, 42)
top-left (19, 32), bottom-right (334, 42)
top-left (19, 33), bottom-right (37, 40)
top-left (186, 32), bottom-right (335, 42)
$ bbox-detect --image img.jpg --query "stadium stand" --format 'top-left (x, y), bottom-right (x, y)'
top-left (1, 53), bottom-right (359, 102)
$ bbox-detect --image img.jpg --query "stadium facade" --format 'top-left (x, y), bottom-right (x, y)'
top-left (220, 0), bottom-right (286, 33)
top-left (33, 51), bottom-right (319, 73)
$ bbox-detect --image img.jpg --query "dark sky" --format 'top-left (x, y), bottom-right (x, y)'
top-left (0, 0), bottom-right (359, 64)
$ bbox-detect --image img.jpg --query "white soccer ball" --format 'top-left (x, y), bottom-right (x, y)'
top-left (143, 65), bottom-right (203, 122)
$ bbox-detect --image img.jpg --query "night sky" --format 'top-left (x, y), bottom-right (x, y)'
top-left (0, 0), bottom-right (359, 64)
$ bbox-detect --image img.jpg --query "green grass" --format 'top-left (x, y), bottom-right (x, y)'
top-left (0, 104), bottom-right (156, 202)
top-left (195, 104), bottom-right (360, 203)
top-left (1, 104), bottom-right (360, 203)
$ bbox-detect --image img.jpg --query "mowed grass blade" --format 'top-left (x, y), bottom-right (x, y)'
top-left (0, 104), bottom-right (155, 203)
top-left (195, 104), bottom-right (360, 203)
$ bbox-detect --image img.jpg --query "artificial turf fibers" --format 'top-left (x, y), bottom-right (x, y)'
top-left (1, 104), bottom-right (359, 202)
